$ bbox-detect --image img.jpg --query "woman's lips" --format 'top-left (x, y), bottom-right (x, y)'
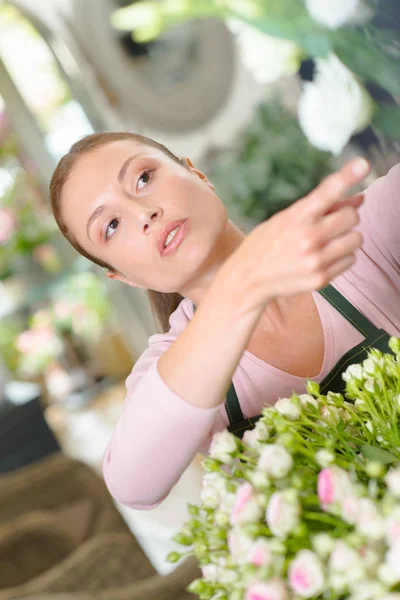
top-left (158, 219), bottom-right (189, 257)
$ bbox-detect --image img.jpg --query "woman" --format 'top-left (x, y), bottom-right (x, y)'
top-left (50, 132), bottom-right (400, 510)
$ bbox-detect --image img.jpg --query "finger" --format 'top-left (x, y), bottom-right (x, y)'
top-left (321, 253), bottom-right (356, 285)
top-left (319, 231), bottom-right (363, 268)
top-left (317, 206), bottom-right (360, 245)
top-left (301, 158), bottom-right (370, 221)
top-left (324, 193), bottom-right (364, 216)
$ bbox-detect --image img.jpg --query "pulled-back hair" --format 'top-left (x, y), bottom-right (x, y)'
top-left (49, 132), bottom-right (185, 332)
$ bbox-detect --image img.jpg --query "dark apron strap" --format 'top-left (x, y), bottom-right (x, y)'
top-left (224, 284), bottom-right (390, 435)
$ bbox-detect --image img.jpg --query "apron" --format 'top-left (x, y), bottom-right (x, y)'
top-left (222, 284), bottom-right (392, 439)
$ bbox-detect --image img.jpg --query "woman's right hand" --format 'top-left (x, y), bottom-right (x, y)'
top-left (226, 158), bottom-right (370, 309)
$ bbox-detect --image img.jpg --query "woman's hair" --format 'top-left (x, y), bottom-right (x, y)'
top-left (49, 131), bottom-right (186, 333)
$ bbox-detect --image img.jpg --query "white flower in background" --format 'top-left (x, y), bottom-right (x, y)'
top-left (275, 397), bottom-right (301, 420)
top-left (306, 0), bottom-right (374, 29)
top-left (312, 533), bottom-right (334, 558)
top-left (245, 579), bottom-right (288, 600)
top-left (316, 449), bottom-right (335, 467)
top-left (288, 550), bottom-right (325, 598)
top-left (383, 543), bottom-right (400, 582)
top-left (349, 581), bottom-right (387, 600)
top-left (266, 489), bottom-right (300, 538)
top-left (378, 595), bottom-right (400, 600)
top-left (258, 444), bottom-right (294, 478)
top-left (298, 55), bottom-right (374, 155)
top-left (209, 430), bottom-right (237, 463)
top-left (228, 18), bottom-right (302, 84)
top-left (356, 498), bottom-right (386, 540)
top-left (202, 563), bottom-right (219, 582)
top-left (228, 527), bottom-right (254, 563)
top-left (317, 466), bottom-right (354, 511)
top-left (340, 493), bottom-right (360, 524)
top-left (231, 482), bottom-right (263, 525)
top-left (329, 541), bottom-right (366, 591)
top-left (243, 421), bottom-right (270, 448)
top-left (385, 507), bottom-right (400, 545)
top-left (200, 472), bottom-right (227, 509)
top-left (386, 468), bottom-right (400, 498)
top-left (249, 469), bottom-right (271, 489)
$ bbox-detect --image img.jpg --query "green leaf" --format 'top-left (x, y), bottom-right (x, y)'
top-left (360, 444), bottom-right (397, 464)
top-left (333, 30), bottom-right (400, 97)
top-left (231, 1), bottom-right (332, 57)
top-left (372, 106), bottom-right (400, 139)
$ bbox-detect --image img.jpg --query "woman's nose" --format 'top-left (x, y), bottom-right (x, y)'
top-left (139, 207), bottom-right (163, 234)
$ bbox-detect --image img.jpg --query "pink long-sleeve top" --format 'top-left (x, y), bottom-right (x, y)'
top-left (103, 163), bottom-right (400, 510)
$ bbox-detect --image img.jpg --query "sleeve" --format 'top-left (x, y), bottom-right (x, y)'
top-left (102, 302), bottom-right (220, 510)
top-left (361, 162), bottom-right (400, 268)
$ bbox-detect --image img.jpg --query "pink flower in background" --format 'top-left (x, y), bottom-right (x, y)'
top-left (231, 482), bottom-right (262, 525)
top-left (16, 325), bottom-right (59, 355)
top-left (317, 466), bottom-right (352, 510)
top-left (248, 539), bottom-right (273, 567)
top-left (289, 550), bottom-right (325, 598)
top-left (245, 579), bottom-right (288, 600)
top-left (33, 244), bottom-right (61, 273)
top-left (0, 207), bottom-right (16, 245)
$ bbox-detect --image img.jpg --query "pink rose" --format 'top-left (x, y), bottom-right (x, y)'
top-left (248, 539), bottom-right (273, 567)
top-left (266, 489), bottom-right (300, 538)
top-left (289, 550), bottom-right (325, 598)
top-left (0, 207), bottom-right (16, 245)
top-left (317, 466), bottom-right (352, 511)
top-left (245, 579), bottom-right (288, 600)
top-left (231, 483), bottom-right (262, 525)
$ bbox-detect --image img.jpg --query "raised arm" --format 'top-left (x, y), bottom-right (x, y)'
top-left (103, 158), bottom-right (369, 510)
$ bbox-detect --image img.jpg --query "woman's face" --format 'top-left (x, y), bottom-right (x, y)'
top-left (61, 140), bottom-right (229, 293)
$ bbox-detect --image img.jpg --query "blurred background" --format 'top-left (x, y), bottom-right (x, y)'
top-left (0, 0), bottom-right (398, 598)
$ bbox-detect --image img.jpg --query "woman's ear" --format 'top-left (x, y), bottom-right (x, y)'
top-left (106, 270), bottom-right (138, 288)
top-left (182, 157), bottom-right (215, 190)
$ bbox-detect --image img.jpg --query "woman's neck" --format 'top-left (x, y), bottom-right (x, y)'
top-left (179, 220), bottom-right (245, 305)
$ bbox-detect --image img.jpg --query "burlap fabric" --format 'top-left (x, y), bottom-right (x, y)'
top-left (0, 453), bottom-right (198, 599)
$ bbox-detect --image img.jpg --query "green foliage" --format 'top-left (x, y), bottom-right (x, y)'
top-left (209, 101), bottom-right (334, 223)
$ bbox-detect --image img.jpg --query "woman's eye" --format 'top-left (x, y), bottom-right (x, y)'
top-left (137, 170), bottom-right (151, 191)
top-left (105, 218), bottom-right (119, 240)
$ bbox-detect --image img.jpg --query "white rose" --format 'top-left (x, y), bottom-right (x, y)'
top-left (312, 533), bottom-right (334, 558)
top-left (288, 550), bottom-right (325, 598)
top-left (243, 421), bottom-right (270, 448)
top-left (258, 444), bottom-right (294, 478)
top-left (349, 581), bottom-right (387, 600)
top-left (385, 507), bottom-right (400, 545)
top-left (299, 393), bottom-right (320, 410)
top-left (209, 430), bottom-right (237, 463)
top-left (247, 539), bottom-right (274, 568)
top-left (200, 472), bottom-right (227, 508)
top-left (228, 18), bottom-right (302, 84)
top-left (266, 489), bottom-right (300, 538)
top-left (202, 563), bottom-right (219, 582)
top-left (228, 527), bottom-right (254, 563)
top-left (383, 543), bottom-right (400, 582)
top-left (275, 397), bottom-right (301, 420)
top-left (306, 0), bottom-right (374, 29)
top-left (386, 468), bottom-right (400, 498)
top-left (355, 498), bottom-right (385, 540)
top-left (329, 541), bottom-right (365, 590)
top-left (249, 469), bottom-right (271, 489)
top-left (342, 363), bottom-right (365, 383)
top-left (298, 55), bottom-right (373, 155)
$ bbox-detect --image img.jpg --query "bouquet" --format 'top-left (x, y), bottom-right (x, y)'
top-left (170, 337), bottom-right (400, 600)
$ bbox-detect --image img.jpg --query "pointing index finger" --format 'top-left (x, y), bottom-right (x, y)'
top-left (302, 158), bottom-right (370, 221)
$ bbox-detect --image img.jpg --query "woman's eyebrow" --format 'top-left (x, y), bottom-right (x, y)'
top-left (87, 205), bottom-right (105, 240)
top-left (118, 153), bottom-right (146, 184)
